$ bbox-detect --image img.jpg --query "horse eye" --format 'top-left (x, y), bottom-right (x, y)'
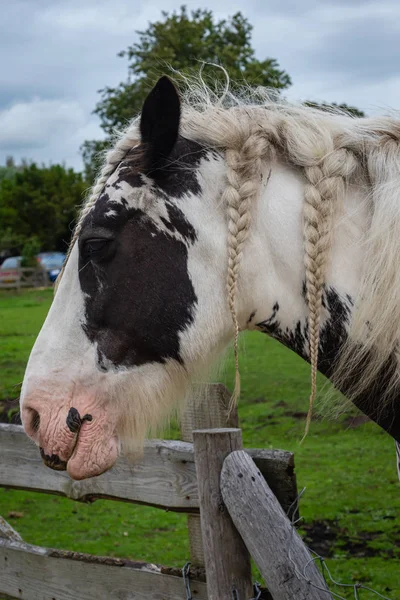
top-left (83, 238), bottom-right (110, 256)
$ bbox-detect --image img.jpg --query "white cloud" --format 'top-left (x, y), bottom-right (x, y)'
top-left (0, 98), bottom-right (86, 149)
top-left (0, 0), bottom-right (399, 170)
top-left (38, 3), bottom-right (147, 35)
top-left (0, 98), bottom-right (104, 169)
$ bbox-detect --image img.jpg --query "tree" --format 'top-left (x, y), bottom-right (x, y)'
top-left (20, 236), bottom-right (41, 267)
top-left (0, 228), bottom-right (25, 258)
top-left (0, 163), bottom-right (87, 252)
top-left (82, 6), bottom-right (366, 181)
top-left (0, 156), bottom-right (25, 186)
top-left (0, 166), bottom-right (16, 186)
top-left (305, 101), bottom-right (365, 118)
top-left (80, 139), bottom-right (109, 185)
top-left (82, 7), bottom-right (291, 179)
top-left (97, 7), bottom-right (291, 133)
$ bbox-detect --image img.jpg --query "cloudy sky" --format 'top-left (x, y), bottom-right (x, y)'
top-left (1, 0), bottom-right (399, 171)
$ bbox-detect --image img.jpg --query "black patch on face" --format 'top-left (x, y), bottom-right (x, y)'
top-left (87, 134), bottom-right (207, 224)
top-left (161, 201), bottom-right (197, 244)
top-left (81, 193), bottom-right (129, 232)
top-left (77, 134), bottom-right (209, 370)
top-left (156, 137), bottom-right (206, 199)
top-left (79, 206), bottom-right (197, 368)
top-left (109, 146), bottom-right (147, 191)
top-left (113, 167), bottom-right (146, 191)
top-left (256, 288), bottom-right (400, 442)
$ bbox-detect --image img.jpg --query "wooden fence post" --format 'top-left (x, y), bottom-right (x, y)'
top-left (180, 383), bottom-right (238, 566)
top-left (0, 516), bottom-right (23, 543)
top-left (221, 451), bottom-right (333, 600)
top-left (193, 428), bottom-right (253, 600)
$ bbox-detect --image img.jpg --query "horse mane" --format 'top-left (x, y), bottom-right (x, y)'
top-left (65, 73), bottom-right (400, 427)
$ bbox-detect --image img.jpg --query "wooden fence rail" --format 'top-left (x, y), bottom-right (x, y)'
top-left (0, 424), bottom-right (297, 514)
top-left (0, 267), bottom-right (48, 290)
top-left (0, 534), bottom-right (208, 600)
top-left (0, 384), bottom-right (305, 600)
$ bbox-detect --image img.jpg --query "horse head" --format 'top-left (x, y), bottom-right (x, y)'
top-left (20, 78), bottom-right (236, 479)
top-left (21, 76), bottom-right (400, 480)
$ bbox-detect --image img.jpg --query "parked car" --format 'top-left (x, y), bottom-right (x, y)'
top-left (37, 252), bottom-right (66, 283)
top-left (0, 256), bottom-right (22, 286)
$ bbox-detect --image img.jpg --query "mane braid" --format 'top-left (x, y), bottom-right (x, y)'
top-left (281, 120), bottom-right (359, 436)
top-left (58, 74), bottom-right (400, 435)
top-left (224, 131), bottom-right (271, 409)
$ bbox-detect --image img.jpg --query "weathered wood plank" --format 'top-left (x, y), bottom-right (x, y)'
top-left (0, 537), bottom-right (208, 600)
top-left (0, 424), bottom-right (198, 512)
top-left (180, 384), bottom-right (238, 439)
top-left (0, 267), bottom-right (48, 289)
top-left (0, 516), bottom-right (22, 542)
top-left (246, 448), bottom-right (298, 519)
top-left (193, 428), bottom-right (253, 600)
top-left (221, 451), bottom-right (332, 600)
top-left (0, 424), bottom-right (297, 515)
top-left (180, 383), bottom-right (239, 566)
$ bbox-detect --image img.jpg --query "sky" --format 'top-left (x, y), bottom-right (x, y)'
top-left (0, 0), bottom-right (399, 171)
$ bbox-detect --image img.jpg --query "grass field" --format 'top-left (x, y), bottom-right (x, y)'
top-left (0, 288), bottom-right (399, 598)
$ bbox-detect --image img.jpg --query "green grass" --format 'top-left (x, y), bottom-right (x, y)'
top-left (0, 289), bottom-right (399, 598)
top-left (0, 288), bottom-right (53, 401)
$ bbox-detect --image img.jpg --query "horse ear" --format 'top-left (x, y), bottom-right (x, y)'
top-left (140, 76), bottom-right (181, 173)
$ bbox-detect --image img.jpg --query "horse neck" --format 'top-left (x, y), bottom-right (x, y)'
top-left (236, 157), bottom-right (400, 444)
top-left (238, 157), bottom-right (368, 368)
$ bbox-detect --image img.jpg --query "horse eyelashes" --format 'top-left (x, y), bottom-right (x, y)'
top-left (81, 239), bottom-right (111, 260)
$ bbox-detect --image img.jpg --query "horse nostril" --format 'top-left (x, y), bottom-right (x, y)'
top-left (30, 409), bottom-right (40, 433)
top-left (66, 407), bottom-right (93, 434)
top-left (22, 407), bottom-right (41, 439)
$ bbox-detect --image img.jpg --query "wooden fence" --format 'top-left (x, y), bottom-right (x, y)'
top-left (0, 384), bottom-right (332, 599)
top-left (0, 267), bottom-right (48, 290)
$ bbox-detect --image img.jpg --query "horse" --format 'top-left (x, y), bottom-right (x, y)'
top-left (20, 75), bottom-right (400, 480)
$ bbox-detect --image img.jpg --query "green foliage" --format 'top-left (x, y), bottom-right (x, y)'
top-left (0, 228), bottom-right (25, 253)
top-left (7, 406), bottom-right (19, 423)
top-left (82, 7), bottom-right (291, 179)
top-left (80, 139), bottom-right (111, 183)
top-left (81, 7), bottom-right (366, 181)
top-left (95, 7), bottom-right (291, 135)
top-left (0, 157), bottom-right (29, 187)
top-left (305, 101), bottom-right (365, 118)
top-left (0, 163), bottom-right (87, 252)
top-left (20, 236), bottom-right (41, 267)
top-left (0, 166), bottom-right (17, 185)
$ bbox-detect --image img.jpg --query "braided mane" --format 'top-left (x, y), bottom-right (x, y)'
top-left (63, 77), bottom-right (400, 429)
